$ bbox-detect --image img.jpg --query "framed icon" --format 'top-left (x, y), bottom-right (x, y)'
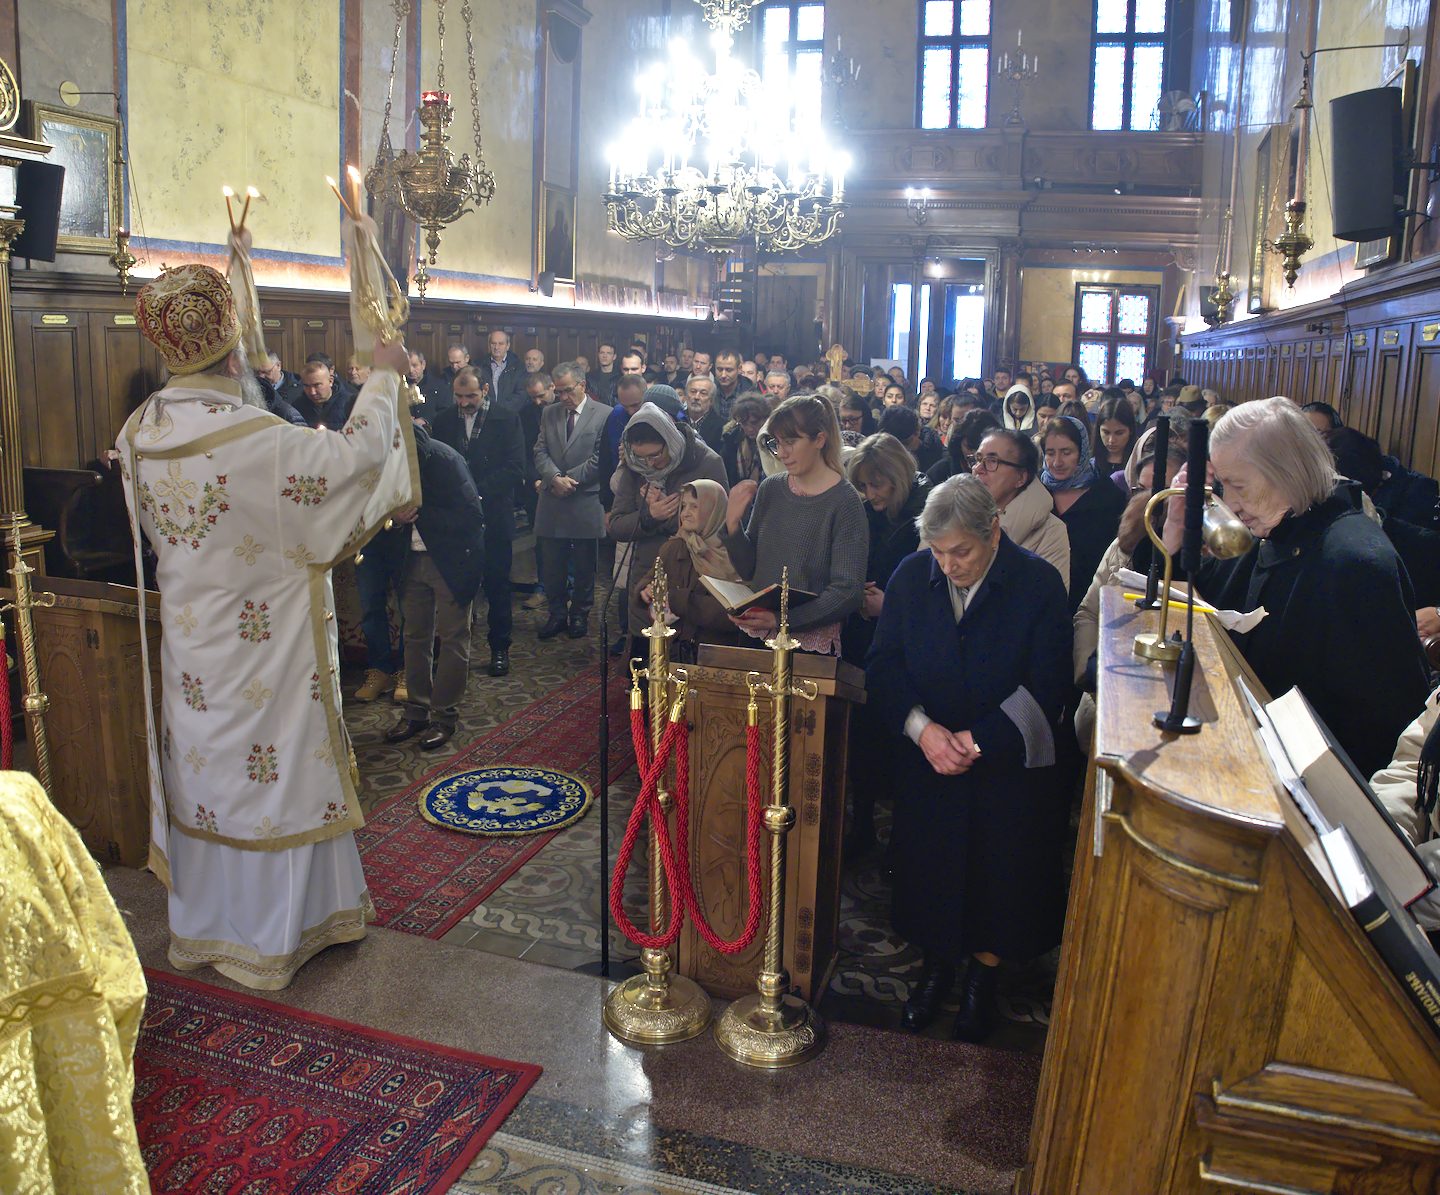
top-left (24, 101), bottom-right (121, 253)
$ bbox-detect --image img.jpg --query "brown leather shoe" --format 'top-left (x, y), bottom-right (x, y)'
top-left (418, 724), bottom-right (454, 751)
top-left (384, 716), bottom-right (428, 743)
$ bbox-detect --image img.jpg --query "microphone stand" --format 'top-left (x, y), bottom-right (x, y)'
top-left (579, 534), bottom-right (639, 981)
top-left (1135, 414), bottom-right (1170, 611)
top-left (1154, 419), bottom-right (1207, 735)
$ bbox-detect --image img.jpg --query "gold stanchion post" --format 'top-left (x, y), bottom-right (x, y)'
top-left (2, 514), bottom-right (55, 788)
top-left (715, 568), bottom-right (824, 1067)
top-left (603, 560), bottom-right (712, 1045)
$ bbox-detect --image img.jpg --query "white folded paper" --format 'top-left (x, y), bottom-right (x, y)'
top-left (1115, 568), bottom-right (1268, 633)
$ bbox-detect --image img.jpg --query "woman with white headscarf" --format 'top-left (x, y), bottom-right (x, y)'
top-left (608, 401), bottom-right (727, 634)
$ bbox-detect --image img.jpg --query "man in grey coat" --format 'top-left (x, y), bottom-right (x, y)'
top-left (533, 360), bottom-right (608, 639)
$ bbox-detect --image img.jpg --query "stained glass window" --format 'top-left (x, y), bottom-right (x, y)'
top-left (1090, 0), bottom-right (1167, 131)
top-left (1080, 290), bottom-right (1114, 334)
top-left (1116, 344), bottom-right (1148, 383)
top-left (1078, 342), bottom-right (1111, 387)
top-left (1073, 284), bottom-right (1157, 391)
top-left (919, 0), bottom-right (991, 128)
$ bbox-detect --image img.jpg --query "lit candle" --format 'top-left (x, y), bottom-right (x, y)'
top-left (325, 175), bottom-right (355, 220)
top-left (346, 165), bottom-right (365, 217)
top-left (240, 184), bottom-right (259, 228)
top-left (1017, 30), bottom-right (1022, 46)
top-left (221, 185), bottom-right (236, 231)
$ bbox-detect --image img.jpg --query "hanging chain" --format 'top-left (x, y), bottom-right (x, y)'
top-left (435, 0), bottom-right (447, 96)
top-left (378, 0), bottom-right (409, 146)
top-left (463, 0), bottom-right (483, 156)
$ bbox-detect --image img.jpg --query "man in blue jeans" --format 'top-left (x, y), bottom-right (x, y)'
top-left (353, 523), bottom-right (409, 701)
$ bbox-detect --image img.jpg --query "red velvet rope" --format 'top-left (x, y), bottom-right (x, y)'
top-left (673, 717), bottom-right (766, 955)
top-left (609, 689), bottom-right (767, 957)
top-left (0, 631), bottom-right (11, 770)
top-left (608, 704), bottom-right (687, 949)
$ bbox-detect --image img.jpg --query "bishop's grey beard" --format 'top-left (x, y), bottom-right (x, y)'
top-left (238, 374), bottom-right (267, 410)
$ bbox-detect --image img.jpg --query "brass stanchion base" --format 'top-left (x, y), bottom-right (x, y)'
top-left (714, 993), bottom-right (824, 1068)
top-left (1133, 631), bottom-right (1181, 662)
top-left (602, 973), bottom-right (713, 1046)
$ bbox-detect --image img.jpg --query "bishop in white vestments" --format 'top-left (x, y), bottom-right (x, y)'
top-left (117, 264), bottom-right (419, 989)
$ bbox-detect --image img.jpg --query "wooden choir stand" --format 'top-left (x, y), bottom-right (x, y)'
top-left (677, 643), bottom-right (865, 1003)
top-left (1024, 589), bottom-right (1440, 1193)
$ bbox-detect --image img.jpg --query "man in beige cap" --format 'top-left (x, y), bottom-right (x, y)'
top-left (117, 263), bottom-right (417, 990)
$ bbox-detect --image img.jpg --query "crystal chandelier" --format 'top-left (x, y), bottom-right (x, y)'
top-left (365, 0), bottom-right (496, 299)
top-left (602, 11), bottom-right (849, 256)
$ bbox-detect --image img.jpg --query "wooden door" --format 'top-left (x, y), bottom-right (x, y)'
top-left (15, 310), bottom-right (90, 469)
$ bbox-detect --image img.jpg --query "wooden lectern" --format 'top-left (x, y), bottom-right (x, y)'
top-left (1024, 589), bottom-right (1440, 1193)
top-left (677, 644), bottom-right (865, 1003)
top-left (17, 576), bottom-right (159, 866)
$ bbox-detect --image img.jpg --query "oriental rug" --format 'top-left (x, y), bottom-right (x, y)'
top-left (419, 765), bottom-right (592, 836)
top-left (358, 664), bottom-right (635, 938)
top-left (134, 969), bottom-right (541, 1195)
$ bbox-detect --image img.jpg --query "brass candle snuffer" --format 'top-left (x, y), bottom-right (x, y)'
top-left (2, 514), bottom-right (56, 790)
top-left (714, 568), bottom-right (825, 1068)
top-left (1133, 486), bottom-right (1251, 663)
top-left (603, 560), bottom-right (713, 1045)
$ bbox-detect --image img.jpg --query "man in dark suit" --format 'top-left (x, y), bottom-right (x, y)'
top-left (534, 360), bottom-right (608, 639)
top-left (294, 361), bottom-right (356, 430)
top-left (430, 368), bottom-right (527, 676)
top-left (256, 352), bottom-right (305, 407)
top-left (385, 425), bottom-right (488, 752)
top-left (481, 329), bottom-right (526, 412)
top-left (407, 350), bottom-right (452, 420)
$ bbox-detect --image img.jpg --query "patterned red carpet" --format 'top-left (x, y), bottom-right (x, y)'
top-left (357, 664), bottom-right (636, 938)
top-left (134, 970), bottom-right (540, 1194)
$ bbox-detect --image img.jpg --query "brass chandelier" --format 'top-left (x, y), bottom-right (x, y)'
top-left (366, 0), bottom-right (496, 299)
top-left (603, 3), bottom-right (849, 256)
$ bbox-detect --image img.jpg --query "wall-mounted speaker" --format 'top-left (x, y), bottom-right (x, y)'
top-left (1330, 87), bottom-right (1406, 242)
top-left (538, 270), bottom-right (556, 297)
top-left (12, 161), bottom-right (66, 262)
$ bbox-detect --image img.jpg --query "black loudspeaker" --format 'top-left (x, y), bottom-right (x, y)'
top-left (538, 270), bottom-right (556, 297)
top-left (12, 161), bottom-right (65, 262)
top-left (1330, 87), bottom-right (1406, 242)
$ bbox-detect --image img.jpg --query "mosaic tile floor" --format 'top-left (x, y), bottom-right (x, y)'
top-left (341, 585), bottom-right (1058, 1050)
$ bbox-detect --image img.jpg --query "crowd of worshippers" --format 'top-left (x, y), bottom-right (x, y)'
top-left (249, 341), bottom-right (1440, 1039)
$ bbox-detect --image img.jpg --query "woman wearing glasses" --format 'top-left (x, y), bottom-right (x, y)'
top-left (839, 393), bottom-right (877, 440)
top-left (722, 395), bottom-right (868, 650)
top-left (969, 428), bottom-right (1070, 591)
top-left (866, 475), bottom-right (1072, 1040)
top-left (926, 408), bottom-right (1001, 486)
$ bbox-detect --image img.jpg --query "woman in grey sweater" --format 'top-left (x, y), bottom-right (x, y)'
top-left (722, 395), bottom-right (868, 653)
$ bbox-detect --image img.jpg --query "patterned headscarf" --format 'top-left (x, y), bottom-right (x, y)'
top-left (1040, 415), bottom-right (1099, 492)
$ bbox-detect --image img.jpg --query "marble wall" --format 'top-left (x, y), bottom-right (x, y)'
top-left (8, 0), bottom-right (710, 317)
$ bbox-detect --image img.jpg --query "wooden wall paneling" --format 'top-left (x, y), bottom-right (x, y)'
top-left (1341, 335), bottom-right (1373, 432)
top-left (1408, 337), bottom-right (1440, 481)
top-left (1374, 326), bottom-right (1411, 462)
top-left (1293, 342), bottom-right (1313, 404)
top-left (19, 313), bottom-right (88, 469)
top-left (89, 317), bottom-right (164, 460)
top-left (299, 318), bottom-right (330, 366)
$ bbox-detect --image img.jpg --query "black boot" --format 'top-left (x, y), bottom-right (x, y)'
top-left (900, 957), bottom-right (955, 1033)
top-left (950, 957), bottom-right (1000, 1043)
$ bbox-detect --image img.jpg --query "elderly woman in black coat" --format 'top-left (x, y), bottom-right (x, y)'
top-left (1164, 397), bottom-right (1430, 778)
top-left (866, 475), bottom-right (1072, 1041)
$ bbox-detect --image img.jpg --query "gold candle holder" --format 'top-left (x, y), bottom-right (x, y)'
top-left (2, 514), bottom-right (54, 788)
top-left (109, 228), bottom-right (137, 292)
top-left (715, 568), bottom-right (825, 1068)
top-left (603, 560), bottom-right (712, 1045)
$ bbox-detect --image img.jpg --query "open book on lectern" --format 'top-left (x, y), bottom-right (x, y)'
top-left (1255, 685), bottom-right (1432, 907)
top-left (699, 576), bottom-right (818, 616)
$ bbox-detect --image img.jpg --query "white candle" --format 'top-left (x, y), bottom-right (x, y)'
top-left (1291, 102), bottom-right (1311, 204)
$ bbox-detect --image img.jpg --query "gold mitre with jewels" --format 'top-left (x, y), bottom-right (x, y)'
top-left (135, 264), bottom-right (241, 375)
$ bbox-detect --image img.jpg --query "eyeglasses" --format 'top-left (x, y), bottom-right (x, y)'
top-left (553, 383), bottom-right (582, 397)
top-left (839, 413), bottom-right (865, 428)
top-left (759, 432), bottom-right (809, 457)
top-left (630, 446), bottom-right (668, 466)
top-left (966, 452), bottom-right (1024, 473)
